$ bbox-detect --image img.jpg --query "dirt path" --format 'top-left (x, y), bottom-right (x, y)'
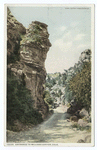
top-left (7, 105), bottom-right (90, 143)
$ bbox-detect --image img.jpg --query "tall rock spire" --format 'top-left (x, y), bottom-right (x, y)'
top-left (7, 8), bottom-right (51, 119)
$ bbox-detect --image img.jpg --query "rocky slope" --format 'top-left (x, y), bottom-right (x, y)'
top-left (7, 8), bottom-right (51, 119)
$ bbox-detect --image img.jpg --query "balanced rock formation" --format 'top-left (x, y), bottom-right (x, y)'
top-left (7, 8), bottom-right (51, 119)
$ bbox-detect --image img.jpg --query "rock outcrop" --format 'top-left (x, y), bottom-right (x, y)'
top-left (79, 49), bottom-right (91, 63)
top-left (7, 8), bottom-right (51, 119)
top-left (7, 8), bottom-right (26, 63)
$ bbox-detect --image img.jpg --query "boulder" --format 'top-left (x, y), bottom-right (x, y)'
top-left (79, 108), bottom-right (89, 118)
top-left (77, 135), bottom-right (91, 143)
top-left (70, 116), bottom-right (78, 122)
top-left (83, 115), bottom-right (91, 123)
top-left (67, 119), bottom-right (70, 122)
top-left (84, 135), bottom-right (91, 143)
top-left (64, 112), bottom-right (71, 119)
top-left (67, 101), bottom-right (82, 115)
top-left (67, 105), bottom-right (81, 114)
top-left (78, 119), bottom-right (87, 127)
top-left (77, 139), bottom-right (85, 143)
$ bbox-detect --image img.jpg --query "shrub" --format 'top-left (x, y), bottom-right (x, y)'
top-left (43, 90), bottom-right (54, 106)
top-left (72, 123), bottom-right (91, 132)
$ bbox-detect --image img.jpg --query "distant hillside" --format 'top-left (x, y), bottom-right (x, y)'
top-left (45, 49), bottom-right (91, 111)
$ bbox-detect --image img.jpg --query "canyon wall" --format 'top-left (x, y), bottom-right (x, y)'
top-left (7, 8), bottom-right (51, 119)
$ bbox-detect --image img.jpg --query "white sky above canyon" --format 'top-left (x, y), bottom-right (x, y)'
top-left (9, 6), bottom-right (91, 73)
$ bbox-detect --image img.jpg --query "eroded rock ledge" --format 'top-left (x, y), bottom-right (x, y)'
top-left (7, 8), bottom-right (51, 119)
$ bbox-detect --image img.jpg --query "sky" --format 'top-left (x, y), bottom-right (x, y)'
top-left (9, 5), bottom-right (91, 73)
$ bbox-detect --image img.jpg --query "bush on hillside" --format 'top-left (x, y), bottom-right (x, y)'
top-left (69, 62), bottom-right (91, 111)
top-left (43, 90), bottom-right (54, 106)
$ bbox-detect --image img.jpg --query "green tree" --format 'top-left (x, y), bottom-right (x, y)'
top-left (69, 62), bottom-right (91, 111)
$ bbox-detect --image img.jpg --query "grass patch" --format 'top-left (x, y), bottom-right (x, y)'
top-left (72, 123), bottom-right (91, 132)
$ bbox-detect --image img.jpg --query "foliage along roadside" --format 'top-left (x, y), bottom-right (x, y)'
top-left (69, 61), bottom-right (91, 112)
top-left (43, 90), bottom-right (54, 109)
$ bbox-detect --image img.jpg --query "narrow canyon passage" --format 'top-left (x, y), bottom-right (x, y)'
top-left (6, 7), bottom-right (92, 145)
top-left (7, 105), bottom-right (90, 143)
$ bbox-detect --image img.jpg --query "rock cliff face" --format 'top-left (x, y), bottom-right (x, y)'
top-left (63, 49), bottom-right (91, 81)
top-left (7, 8), bottom-right (26, 63)
top-left (7, 8), bottom-right (51, 119)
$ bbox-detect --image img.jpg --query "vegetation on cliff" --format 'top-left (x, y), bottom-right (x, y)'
top-left (20, 21), bottom-right (51, 51)
top-left (7, 69), bottom-right (43, 131)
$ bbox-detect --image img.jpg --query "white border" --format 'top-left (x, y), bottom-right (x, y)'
top-left (4, 4), bottom-right (7, 146)
top-left (0, 0), bottom-right (96, 150)
top-left (91, 4), bottom-right (95, 146)
top-left (4, 2), bottom-right (95, 148)
top-left (4, 3), bottom-right (95, 147)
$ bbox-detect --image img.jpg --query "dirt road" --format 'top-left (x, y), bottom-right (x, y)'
top-left (7, 105), bottom-right (91, 143)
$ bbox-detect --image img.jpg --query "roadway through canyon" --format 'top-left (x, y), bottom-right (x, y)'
top-left (7, 105), bottom-right (91, 143)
